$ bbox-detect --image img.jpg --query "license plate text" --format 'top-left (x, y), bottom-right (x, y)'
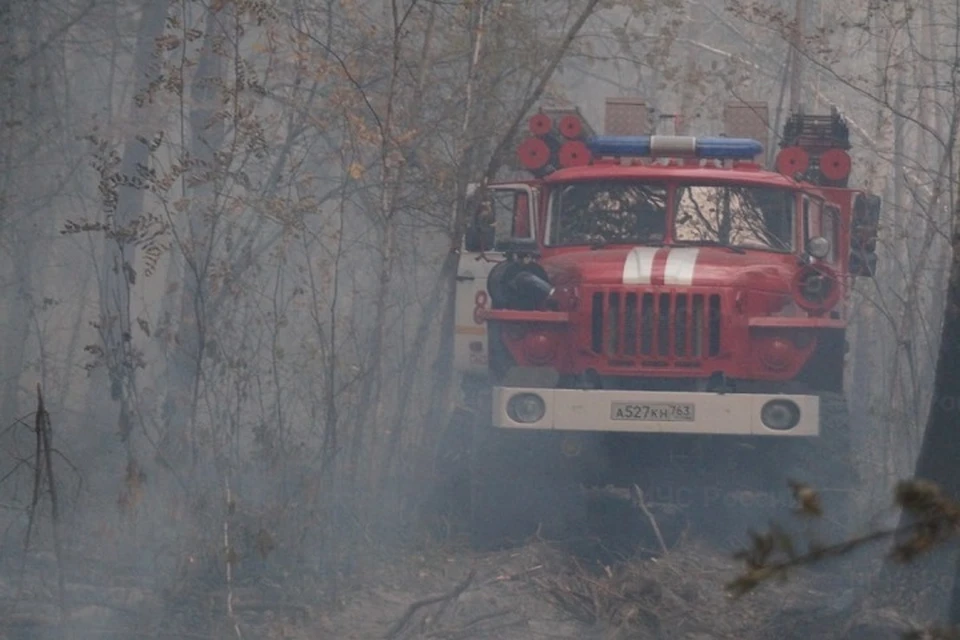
top-left (610, 402), bottom-right (696, 422)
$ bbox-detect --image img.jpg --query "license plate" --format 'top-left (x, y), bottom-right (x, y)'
top-left (610, 402), bottom-right (696, 422)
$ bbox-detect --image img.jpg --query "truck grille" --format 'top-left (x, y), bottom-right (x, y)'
top-left (590, 291), bottom-right (722, 362)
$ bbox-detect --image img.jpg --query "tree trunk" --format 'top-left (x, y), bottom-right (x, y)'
top-left (676, 10), bottom-right (700, 135)
top-left (0, 239), bottom-right (35, 429)
top-left (789, 0), bottom-right (805, 111)
top-left (159, 3), bottom-right (227, 468)
top-left (876, 188), bottom-right (960, 624)
top-left (0, 1), bottom-right (60, 432)
top-left (98, 0), bottom-right (170, 444)
top-left (912, 223), bottom-right (960, 622)
top-left (423, 0), bottom-right (603, 444)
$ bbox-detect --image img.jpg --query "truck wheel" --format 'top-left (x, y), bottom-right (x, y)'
top-left (468, 421), bottom-right (587, 551)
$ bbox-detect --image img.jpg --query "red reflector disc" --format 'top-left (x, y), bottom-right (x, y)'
top-left (558, 114), bottom-right (583, 139)
top-left (758, 337), bottom-right (794, 372)
top-left (819, 148), bottom-right (851, 181)
top-left (528, 113), bottom-right (552, 136)
top-left (517, 136), bottom-right (550, 170)
top-left (775, 146), bottom-right (809, 175)
top-left (558, 140), bottom-right (590, 167)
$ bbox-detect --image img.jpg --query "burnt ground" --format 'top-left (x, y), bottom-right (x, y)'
top-left (0, 489), bottom-right (935, 640)
top-left (311, 492), bottom-right (911, 640)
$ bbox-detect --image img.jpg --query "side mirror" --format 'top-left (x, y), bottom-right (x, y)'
top-left (462, 188), bottom-right (496, 252)
top-left (849, 251), bottom-right (877, 277)
top-left (850, 193), bottom-right (881, 277)
top-left (464, 221), bottom-right (495, 252)
top-left (461, 185), bottom-right (536, 253)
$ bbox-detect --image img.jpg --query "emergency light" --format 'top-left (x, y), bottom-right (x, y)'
top-left (586, 135), bottom-right (763, 160)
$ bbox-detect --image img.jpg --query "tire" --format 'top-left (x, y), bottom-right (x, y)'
top-left (468, 407), bottom-right (588, 551)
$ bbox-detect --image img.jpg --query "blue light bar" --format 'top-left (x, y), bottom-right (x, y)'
top-left (585, 135), bottom-right (763, 160)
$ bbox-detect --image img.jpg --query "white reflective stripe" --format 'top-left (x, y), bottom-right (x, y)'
top-left (622, 247), bottom-right (658, 284)
top-left (650, 135), bottom-right (697, 155)
top-left (663, 248), bottom-right (700, 286)
top-left (492, 386), bottom-right (820, 436)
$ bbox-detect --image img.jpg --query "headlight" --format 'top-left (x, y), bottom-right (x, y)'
top-left (507, 393), bottom-right (546, 424)
top-left (800, 270), bottom-right (828, 297)
top-left (806, 236), bottom-right (830, 259)
top-left (760, 399), bottom-right (801, 430)
top-left (792, 264), bottom-right (841, 311)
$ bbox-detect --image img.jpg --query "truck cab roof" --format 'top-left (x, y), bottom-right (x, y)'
top-left (541, 161), bottom-right (815, 194)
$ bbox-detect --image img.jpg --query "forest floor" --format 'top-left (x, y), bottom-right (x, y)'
top-left (314, 538), bottom-right (863, 640)
top-left (0, 491), bottom-right (931, 640)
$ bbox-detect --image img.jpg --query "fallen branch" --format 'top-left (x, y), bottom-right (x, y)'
top-left (231, 601), bottom-right (309, 618)
top-left (631, 484), bottom-right (668, 555)
top-left (383, 569), bottom-right (476, 639)
top-left (541, 586), bottom-right (597, 623)
top-left (424, 608), bottom-right (518, 639)
top-left (482, 564), bottom-right (543, 586)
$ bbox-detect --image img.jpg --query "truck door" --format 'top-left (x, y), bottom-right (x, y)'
top-left (454, 183), bottom-right (538, 376)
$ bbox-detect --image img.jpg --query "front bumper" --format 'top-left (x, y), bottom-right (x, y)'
top-left (492, 387), bottom-right (819, 436)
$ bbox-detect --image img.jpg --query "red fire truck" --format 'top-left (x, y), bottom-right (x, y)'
top-left (453, 99), bottom-right (880, 548)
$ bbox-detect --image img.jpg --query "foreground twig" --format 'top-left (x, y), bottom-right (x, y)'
top-left (727, 525), bottom-right (894, 597)
top-left (383, 569), bottom-right (476, 639)
top-left (727, 479), bottom-right (960, 598)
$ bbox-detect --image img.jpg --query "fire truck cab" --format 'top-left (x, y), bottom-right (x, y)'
top-left (453, 99), bottom-right (880, 548)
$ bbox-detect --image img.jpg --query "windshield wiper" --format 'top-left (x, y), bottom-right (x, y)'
top-left (671, 240), bottom-right (746, 254)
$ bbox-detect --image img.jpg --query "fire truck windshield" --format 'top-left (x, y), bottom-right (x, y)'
top-left (673, 184), bottom-right (795, 252)
top-left (548, 181), bottom-right (669, 246)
